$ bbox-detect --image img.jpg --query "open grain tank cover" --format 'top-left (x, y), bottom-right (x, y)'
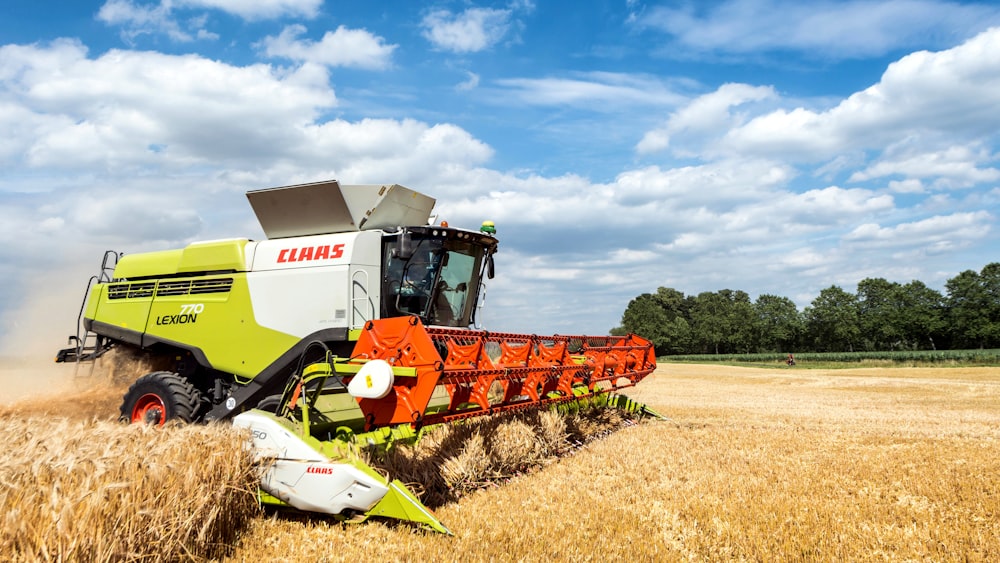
top-left (246, 180), bottom-right (436, 239)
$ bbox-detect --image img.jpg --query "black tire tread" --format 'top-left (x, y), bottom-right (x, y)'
top-left (120, 371), bottom-right (202, 423)
top-left (256, 394), bottom-right (283, 413)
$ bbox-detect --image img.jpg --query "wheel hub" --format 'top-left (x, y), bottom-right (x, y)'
top-left (132, 393), bottom-right (167, 425)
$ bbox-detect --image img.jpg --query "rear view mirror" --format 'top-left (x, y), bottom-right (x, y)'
top-left (395, 230), bottom-right (413, 260)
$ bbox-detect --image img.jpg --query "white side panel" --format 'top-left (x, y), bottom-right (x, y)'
top-left (247, 231), bottom-right (382, 336)
top-left (251, 232), bottom-right (360, 271)
top-left (349, 264), bottom-right (380, 328)
top-left (263, 460), bottom-right (388, 514)
top-left (247, 267), bottom-right (349, 336)
top-left (233, 411), bottom-right (324, 462)
top-left (233, 412), bottom-right (389, 514)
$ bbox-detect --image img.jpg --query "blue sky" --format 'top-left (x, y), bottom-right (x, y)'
top-left (2, 0), bottom-right (1000, 350)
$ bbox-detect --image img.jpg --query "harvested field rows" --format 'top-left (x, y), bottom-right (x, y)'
top-left (1, 362), bottom-right (998, 561)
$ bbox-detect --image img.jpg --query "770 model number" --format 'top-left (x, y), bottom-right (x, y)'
top-left (155, 303), bottom-right (204, 325)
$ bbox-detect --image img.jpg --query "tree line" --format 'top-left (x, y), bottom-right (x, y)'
top-left (611, 263), bottom-right (1000, 355)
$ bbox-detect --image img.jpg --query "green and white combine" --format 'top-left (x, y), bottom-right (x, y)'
top-left (57, 180), bottom-right (659, 532)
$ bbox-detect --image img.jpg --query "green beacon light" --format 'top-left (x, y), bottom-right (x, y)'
top-left (480, 220), bottom-right (496, 234)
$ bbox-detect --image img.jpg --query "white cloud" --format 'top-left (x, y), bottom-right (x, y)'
top-left (177, 0), bottom-right (321, 19)
top-left (779, 248), bottom-right (827, 269)
top-left (70, 195), bottom-right (204, 242)
top-left (636, 83), bottom-right (776, 155)
top-left (494, 72), bottom-right (686, 109)
top-left (98, 0), bottom-right (197, 42)
top-left (849, 142), bottom-right (1000, 189)
top-left (888, 178), bottom-right (926, 193)
top-left (843, 211), bottom-right (993, 249)
top-left (0, 41), bottom-right (336, 170)
top-left (456, 71), bottom-right (480, 91)
top-left (608, 248), bottom-right (659, 263)
top-left (260, 25), bottom-right (396, 69)
top-left (302, 119), bottom-right (494, 187)
top-left (787, 185), bottom-right (894, 215)
top-left (717, 27), bottom-right (1000, 161)
top-left (635, 0), bottom-right (1000, 59)
top-left (97, 0), bottom-right (321, 42)
top-left (421, 7), bottom-right (514, 53)
top-left (613, 159), bottom-right (794, 208)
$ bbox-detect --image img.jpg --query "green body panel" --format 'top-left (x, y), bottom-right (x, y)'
top-left (365, 481), bottom-right (452, 534)
top-left (303, 392), bottom-right (366, 435)
top-left (87, 238), bottom-right (308, 380)
top-left (139, 274), bottom-right (298, 378)
top-left (113, 249), bottom-right (184, 279)
top-left (177, 239), bottom-right (249, 273)
top-left (84, 285), bottom-right (101, 321)
top-left (86, 284), bottom-right (155, 332)
top-left (113, 239), bottom-right (249, 279)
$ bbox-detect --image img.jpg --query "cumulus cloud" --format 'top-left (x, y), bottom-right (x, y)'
top-left (636, 83), bottom-right (776, 155)
top-left (849, 142), bottom-right (1000, 189)
top-left (421, 7), bottom-right (515, 53)
top-left (715, 26), bottom-right (1000, 162)
top-left (0, 40), bottom-right (336, 170)
top-left (260, 25), bottom-right (397, 69)
top-left (613, 159), bottom-right (794, 208)
top-left (843, 211), bottom-right (993, 250)
top-left (98, 0), bottom-right (199, 42)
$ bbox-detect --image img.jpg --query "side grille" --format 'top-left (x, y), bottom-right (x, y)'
top-left (107, 278), bottom-right (233, 299)
top-left (108, 282), bottom-right (155, 300)
top-left (156, 278), bottom-right (234, 296)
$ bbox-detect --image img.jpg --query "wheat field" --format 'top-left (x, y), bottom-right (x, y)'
top-left (1, 361), bottom-right (998, 561)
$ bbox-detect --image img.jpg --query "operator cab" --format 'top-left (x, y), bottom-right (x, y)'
top-left (382, 225), bottom-right (497, 328)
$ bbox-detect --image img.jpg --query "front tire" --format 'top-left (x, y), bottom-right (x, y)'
top-left (120, 371), bottom-right (201, 425)
top-left (256, 394), bottom-right (283, 413)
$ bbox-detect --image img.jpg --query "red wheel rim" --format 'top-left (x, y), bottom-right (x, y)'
top-left (131, 393), bottom-right (167, 425)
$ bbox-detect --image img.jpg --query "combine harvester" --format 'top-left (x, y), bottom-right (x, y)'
top-left (56, 180), bottom-right (659, 533)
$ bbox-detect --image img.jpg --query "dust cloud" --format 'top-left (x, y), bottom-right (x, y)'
top-left (0, 268), bottom-right (136, 417)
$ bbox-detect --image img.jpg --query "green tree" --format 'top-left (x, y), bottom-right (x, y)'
top-left (946, 263), bottom-right (1000, 348)
top-left (689, 290), bottom-right (754, 354)
top-left (690, 292), bottom-right (723, 354)
top-left (805, 285), bottom-right (860, 352)
top-left (982, 263), bottom-right (1000, 347)
top-left (753, 294), bottom-right (803, 352)
top-left (615, 288), bottom-right (693, 354)
top-left (726, 290), bottom-right (756, 353)
top-left (946, 269), bottom-right (988, 348)
top-left (856, 277), bottom-right (903, 350)
top-left (897, 281), bottom-right (945, 350)
top-left (617, 293), bottom-right (670, 350)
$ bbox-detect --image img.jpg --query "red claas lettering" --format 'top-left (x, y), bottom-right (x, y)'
top-left (277, 244), bottom-right (346, 263)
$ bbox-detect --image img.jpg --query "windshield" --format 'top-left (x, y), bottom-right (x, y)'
top-left (382, 231), bottom-right (491, 327)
